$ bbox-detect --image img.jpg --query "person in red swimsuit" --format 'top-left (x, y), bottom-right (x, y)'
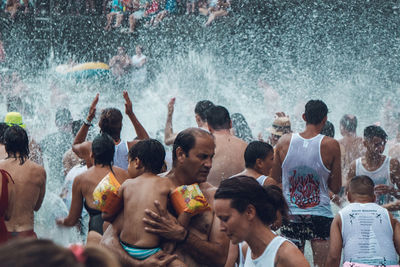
top-left (0, 169), bottom-right (14, 244)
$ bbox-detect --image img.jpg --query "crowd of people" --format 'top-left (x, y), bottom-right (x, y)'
top-left (0, 89), bottom-right (399, 267)
top-left (1, 0), bottom-right (231, 28)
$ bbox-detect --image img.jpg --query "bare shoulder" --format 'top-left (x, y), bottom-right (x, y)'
top-left (322, 135), bottom-right (340, 148)
top-left (276, 241), bottom-right (309, 267)
top-left (30, 160), bottom-right (46, 179)
top-left (275, 133), bottom-right (292, 150)
top-left (199, 182), bottom-right (216, 197)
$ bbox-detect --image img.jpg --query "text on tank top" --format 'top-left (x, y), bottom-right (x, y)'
top-left (281, 133), bottom-right (332, 217)
top-left (243, 236), bottom-right (287, 267)
top-left (339, 202), bottom-right (397, 265)
top-left (355, 157), bottom-right (393, 205)
top-left (114, 141), bottom-right (129, 170)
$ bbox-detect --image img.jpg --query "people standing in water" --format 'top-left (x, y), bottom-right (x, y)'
top-left (206, 105), bottom-right (247, 187)
top-left (0, 126), bottom-right (46, 240)
top-left (73, 91), bottom-right (149, 171)
top-left (234, 141), bottom-right (275, 186)
top-left (270, 100), bottom-right (342, 267)
top-left (56, 134), bottom-right (129, 237)
top-left (130, 45), bottom-right (147, 87)
top-left (214, 176), bottom-right (309, 267)
top-left (325, 175), bottom-right (400, 267)
top-left (347, 125), bottom-right (400, 206)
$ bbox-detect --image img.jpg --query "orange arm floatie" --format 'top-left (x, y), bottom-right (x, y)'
top-left (170, 183), bottom-right (211, 216)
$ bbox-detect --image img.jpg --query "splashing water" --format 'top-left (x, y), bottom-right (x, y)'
top-left (1, 0), bottom-right (400, 262)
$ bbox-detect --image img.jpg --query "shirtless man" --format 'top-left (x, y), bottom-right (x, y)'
top-left (338, 114), bottom-right (364, 191)
top-left (102, 128), bottom-right (230, 266)
top-left (325, 175), bottom-right (400, 267)
top-left (206, 105), bottom-right (247, 187)
top-left (271, 100), bottom-right (342, 267)
top-left (0, 126), bottom-right (46, 239)
top-left (106, 139), bottom-right (185, 265)
top-left (347, 125), bottom-right (400, 206)
top-left (164, 98), bottom-right (214, 145)
top-left (234, 140), bottom-right (276, 186)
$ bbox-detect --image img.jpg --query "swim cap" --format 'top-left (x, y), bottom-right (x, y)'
top-left (4, 112), bottom-right (26, 129)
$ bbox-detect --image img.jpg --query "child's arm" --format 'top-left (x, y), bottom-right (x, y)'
top-left (177, 212), bottom-right (191, 228)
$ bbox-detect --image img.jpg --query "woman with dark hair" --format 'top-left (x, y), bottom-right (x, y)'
top-left (57, 134), bottom-right (128, 237)
top-left (231, 113), bottom-right (253, 143)
top-left (73, 91), bottom-right (149, 171)
top-left (0, 123), bottom-right (10, 159)
top-left (214, 176), bottom-right (309, 267)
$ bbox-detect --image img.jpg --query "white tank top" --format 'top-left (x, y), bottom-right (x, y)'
top-left (114, 140), bottom-right (129, 170)
top-left (256, 175), bottom-right (268, 186)
top-left (243, 236), bottom-right (287, 267)
top-left (282, 133), bottom-right (332, 217)
top-left (340, 202), bottom-right (397, 265)
top-left (355, 157), bottom-right (393, 205)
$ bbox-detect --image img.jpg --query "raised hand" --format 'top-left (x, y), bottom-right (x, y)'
top-left (123, 90), bottom-right (133, 115)
top-left (167, 97), bottom-right (176, 116)
top-left (87, 93), bottom-right (99, 122)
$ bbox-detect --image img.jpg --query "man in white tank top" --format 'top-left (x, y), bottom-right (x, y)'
top-left (326, 175), bottom-right (400, 267)
top-left (347, 125), bottom-right (400, 206)
top-left (270, 100), bottom-right (342, 267)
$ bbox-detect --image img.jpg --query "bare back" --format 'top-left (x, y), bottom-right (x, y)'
top-left (0, 158), bottom-right (46, 232)
top-left (207, 133), bottom-right (247, 187)
top-left (120, 175), bottom-right (172, 248)
top-left (339, 136), bottom-right (364, 184)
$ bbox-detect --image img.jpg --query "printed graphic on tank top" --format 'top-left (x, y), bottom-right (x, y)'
top-left (282, 134), bottom-right (332, 217)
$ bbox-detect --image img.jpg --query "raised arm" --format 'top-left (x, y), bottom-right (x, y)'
top-left (164, 97), bottom-right (178, 146)
top-left (72, 93), bottom-right (98, 158)
top-left (123, 91), bottom-right (149, 148)
top-left (325, 215), bottom-right (343, 267)
top-left (327, 139), bottom-right (342, 194)
top-left (34, 168), bottom-right (47, 211)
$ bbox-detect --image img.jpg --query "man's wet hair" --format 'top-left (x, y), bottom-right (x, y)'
top-left (244, 141), bottom-right (273, 168)
top-left (215, 176), bottom-right (288, 226)
top-left (92, 133), bottom-right (115, 168)
top-left (364, 125), bottom-right (388, 141)
top-left (172, 128), bottom-right (213, 165)
top-left (194, 100), bottom-right (215, 122)
top-left (99, 108), bottom-right (123, 142)
top-left (129, 139), bottom-right (165, 174)
top-left (0, 123), bottom-right (10, 144)
top-left (304, 100), bottom-right (328, 125)
top-left (206, 105), bottom-right (231, 130)
top-left (4, 126), bottom-right (29, 165)
top-left (6, 96), bottom-right (23, 113)
top-left (348, 175), bottom-right (375, 196)
top-left (320, 121), bottom-right (335, 138)
top-left (55, 108), bottom-right (73, 128)
top-left (340, 114), bottom-right (357, 133)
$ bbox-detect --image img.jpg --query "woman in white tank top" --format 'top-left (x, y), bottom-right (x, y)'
top-left (214, 176), bottom-right (309, 267)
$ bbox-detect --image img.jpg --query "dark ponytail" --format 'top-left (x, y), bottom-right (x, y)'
top-left (215, 176), bottom-right (287, 226)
